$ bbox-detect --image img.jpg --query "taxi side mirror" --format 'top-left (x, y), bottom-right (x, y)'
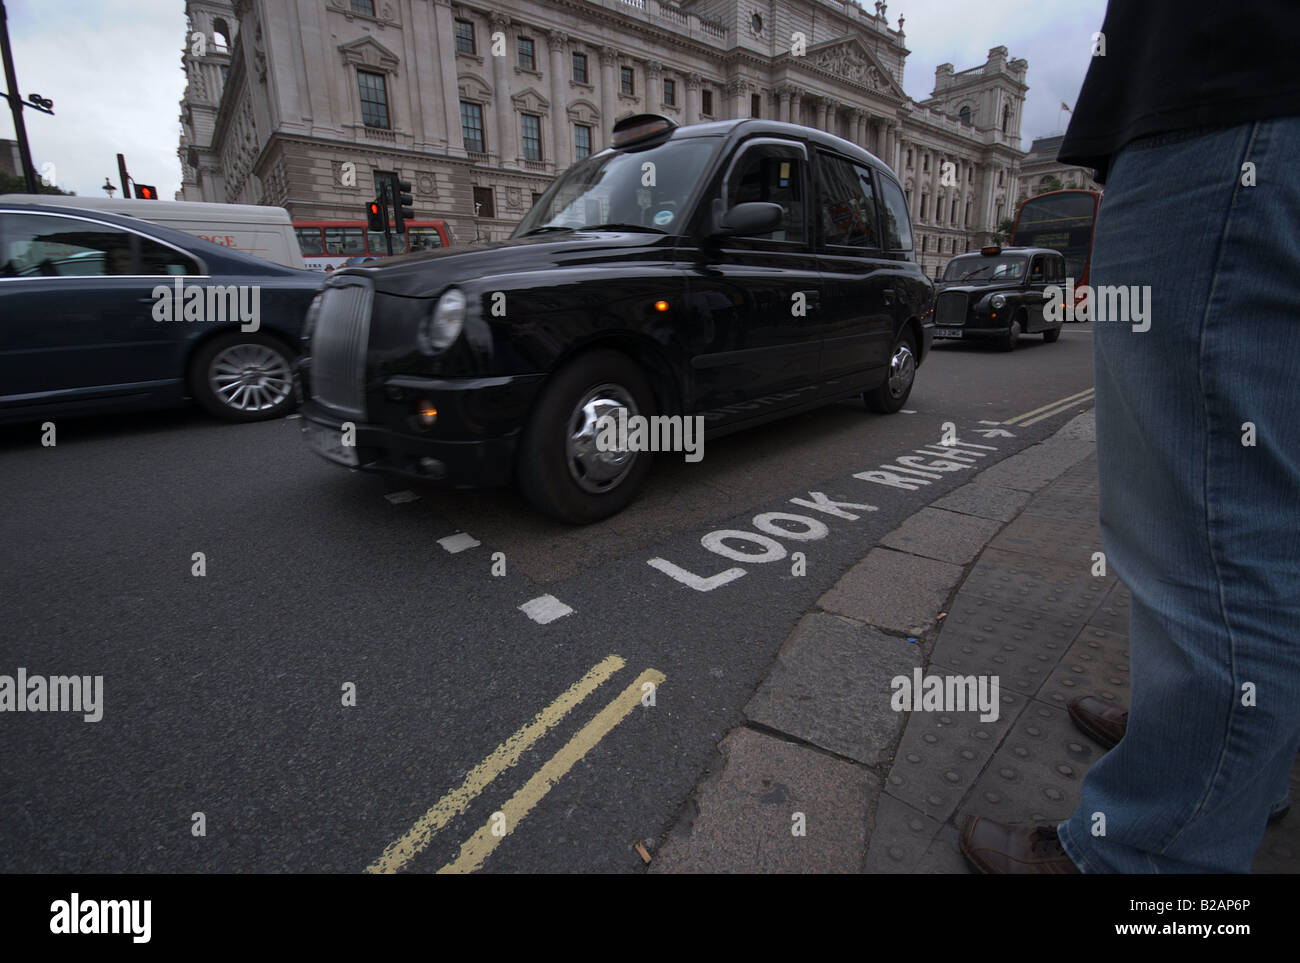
top-left (710, 200), bottom-right (783, 238)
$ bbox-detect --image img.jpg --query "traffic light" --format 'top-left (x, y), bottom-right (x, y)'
top-left (133, 184), bottom-right (158, 199)
top-left (367, 198), bottom-right (385, 232)
top-left (393, 179), bottom-right (414, 234)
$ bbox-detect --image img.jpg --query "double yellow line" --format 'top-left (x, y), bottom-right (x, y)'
top-left (1004, 387), bottom-right (1096, 428)
top-left (367, 654), bottom-right (665, 875)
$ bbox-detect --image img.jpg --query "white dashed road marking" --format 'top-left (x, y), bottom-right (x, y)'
top-left (519, 595), bottom-right (574, 624)
top-left (438, 532), bottom-right (481, 553)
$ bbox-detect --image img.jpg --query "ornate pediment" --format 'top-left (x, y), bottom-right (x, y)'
top-left (567, 98), bottom-right (600, 125)
top-left (799, 38), bottom-right (903, 98)
top-left (511, 87), bottom-right (550, 113)
top-left (338, 36), bottom-right (400, 72)
top-left (458, 72), bottom-right (492, 101)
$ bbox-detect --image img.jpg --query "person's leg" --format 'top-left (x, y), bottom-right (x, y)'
top-left (1058, 117), bottom-right (1300, 873)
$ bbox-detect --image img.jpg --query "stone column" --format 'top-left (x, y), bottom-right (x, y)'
top-left (490, 14), bottom-right (516, 168)
top-left (729, 79), bottom-right (749, 119)
top-left (686, 73), bottom-right (701, 124)
top-left (646, 60), bottom-right (663, 115)
top-left (777, 86), bottom-right (791, 124)
top-left (790, 89), bottom-right (803, 127)
top-left (547, 31), bottom-right (569, 172)
top-left (598, 46), bottom-right (617, 149)
top-left (815, 97), bottom-right (828, 131)
top-left (432, 0), bottom-right (465, 155)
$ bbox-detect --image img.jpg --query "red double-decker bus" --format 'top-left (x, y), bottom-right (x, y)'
top-left (292, 219), bottom-right (454, 272)
top-left (1011, 189), bottom-right (1101, 288)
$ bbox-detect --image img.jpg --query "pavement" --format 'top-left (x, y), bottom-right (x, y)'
top-left (648, 410), bottom-right (1300, 873)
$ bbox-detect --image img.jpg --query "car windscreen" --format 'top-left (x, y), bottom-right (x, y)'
top-left (513, 138), bottom-right (718, 237)
top-left (942, 255), bottom-right (1028, 282)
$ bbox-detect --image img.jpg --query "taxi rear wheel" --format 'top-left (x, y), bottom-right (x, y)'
top-left (1043, 325), bottom-right (1061, 343)
top-left (518, 350), bottom-right (656, 524)
top-left (864, 330), bottom-right (917, 414)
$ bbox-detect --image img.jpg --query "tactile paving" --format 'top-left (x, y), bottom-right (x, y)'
top-left (1037, 626), bottom-right (1131, 713)
top-left (957, 701), bottom-right (1098, 826)
top-left (988, 514), bottom-right (1105, 566)
top-left (930, 609), bottom-right (1073, 698)
top-left (1084, 579), bottom-right (1133, 635)
top-left (863, 792), bottom-right (945, 874)
top-left (957, 547), bottom-right (1113, 621)
top-left (883, 689), bottom-right (1026, 823)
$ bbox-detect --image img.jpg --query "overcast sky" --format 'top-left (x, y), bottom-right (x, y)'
top-left (0, 0), bottom-right (1107, 199)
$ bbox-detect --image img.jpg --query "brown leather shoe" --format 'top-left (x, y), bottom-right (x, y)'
top-left (960, 816), bottom-right (1082, 874)
top-left (1067, 695), bottom-right (1128, 748)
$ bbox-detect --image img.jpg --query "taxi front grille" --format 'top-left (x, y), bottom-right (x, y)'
top-left (936, 291), bottom-right (968, 326)
top-left (310, 278), bottom-right (373, 419)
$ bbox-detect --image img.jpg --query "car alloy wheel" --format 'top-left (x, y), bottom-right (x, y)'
top-left (565, 383), bottom-right (640, 494)
top-left (208, 342), bottom-right (294, 414)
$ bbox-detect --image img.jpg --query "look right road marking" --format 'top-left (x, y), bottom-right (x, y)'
top-left (366, 654), bottom-right (625, 874)
top-left (438, 667), bottom-right (667, 874)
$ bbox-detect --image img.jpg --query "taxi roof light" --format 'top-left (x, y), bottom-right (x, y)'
top-left (611, 114), bottom-right (677, 149)
top-left (980, 245), bottom-right (1002, 256)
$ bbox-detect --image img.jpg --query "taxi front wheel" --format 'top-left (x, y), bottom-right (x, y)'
top-left (864, 331), bottom-right (917, 414)
top-left (517, 350), bottom-right (656, 524)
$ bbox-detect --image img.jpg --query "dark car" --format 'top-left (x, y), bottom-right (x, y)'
top-left (299, 115), bottom-right (934, 523)
top-left (932, 246), bottom-right (1065, 351)
top-left (0, 202), bottom-right (324, 424)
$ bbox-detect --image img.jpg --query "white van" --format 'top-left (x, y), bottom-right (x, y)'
top-left (0, 195), bottom-right (306, 270)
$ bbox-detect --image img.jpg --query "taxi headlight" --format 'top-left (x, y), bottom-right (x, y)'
top-left (418, 288), bottom-right (466, 354)
top-left (990, 293), bottom-right (1007, 310)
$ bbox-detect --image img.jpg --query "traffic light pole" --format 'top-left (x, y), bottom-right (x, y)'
top-left (0, 1), bottom-right (38, 194)
top-left (381, 179), bottom-right (394, 257)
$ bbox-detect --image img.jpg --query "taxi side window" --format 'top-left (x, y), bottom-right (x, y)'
top-left (816, 152), bottom-right (879, 249)
top-left (725, 141), bottom-right (806, 244)
top-left (1030, 255), bottom-right (1045, 283)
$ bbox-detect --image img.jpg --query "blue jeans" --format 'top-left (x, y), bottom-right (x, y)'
top-left (1058, 117), bottom-right (1300, 873)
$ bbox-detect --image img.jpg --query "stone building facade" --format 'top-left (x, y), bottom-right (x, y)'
top-left (178, 0), bottom-right (1030, 278)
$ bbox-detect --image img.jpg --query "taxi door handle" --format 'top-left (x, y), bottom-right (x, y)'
top-left (882, 287), bottom-right (897, 305)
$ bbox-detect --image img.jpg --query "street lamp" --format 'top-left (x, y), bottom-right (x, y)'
top-left (102, 178), bottom-right (117, 198)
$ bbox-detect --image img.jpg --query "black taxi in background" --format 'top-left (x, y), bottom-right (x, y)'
top-left (298, 114), bottom-right (934, 523)
top-left (932, 246), bottom-right (1065, 351)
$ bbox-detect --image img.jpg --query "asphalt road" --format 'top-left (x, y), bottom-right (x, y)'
top-left (0, 325), bottom-right (1096, 873)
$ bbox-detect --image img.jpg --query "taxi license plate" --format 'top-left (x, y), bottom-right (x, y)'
top-left (304, 422), bottom-right (358, 466)
top-left (936, 327), bottom-right (963, 338)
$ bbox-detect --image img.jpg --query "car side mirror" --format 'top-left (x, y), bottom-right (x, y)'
top-left (710, 200), bottom-right (783, 238)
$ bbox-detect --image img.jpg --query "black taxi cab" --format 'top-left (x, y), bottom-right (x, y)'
top-left (298, 114), bottom-right (934, 523)
top-left (932, 246), bottom-right (1065, 351)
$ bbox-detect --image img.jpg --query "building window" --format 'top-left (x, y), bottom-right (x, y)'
top-left (460, 101), bottom-right (485, 153)
top-left (350, 0), bottom-right (375, 15)
top-left (521, 113), bottom-right (542, 161)
top-left (574, 124), bottom-right (592, 160)
top-left (920, 194), bottom-right (928, 220)
top-left (620, 66), bottom-right (634, 95)
top-left (923, 154), bottom-right (929, 172)
top-left (751, 93), bottom-right (761, 118)
top-left (455, 19), bottom-right (476, 55)
top-left (922, 235), bottom-right (928, 253)
top-left (1002, 105), bottom-right (1010, 133)
top-left (906, 149), bottom-right (912, 168)
top-left (959, 105), bottom-right (971, 125)
top-left (474, 186), bottom-right (495, 218)
top-left (212, 17), bottom-right (231, 52)
top-left (358, 71), bottom-right (390, 129)
top-left (518, 37), bottom-right (535, 71)
top-left (701, 89), bottom-right (713, 115)
top-left (572, 52), bottom-right (588, 84)
top-left (663, 78), bottom-right (676, 106)
top-left (532, 192), bottom-right (544, 207)
top-left (219, 64), bottom-right (228, 87)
